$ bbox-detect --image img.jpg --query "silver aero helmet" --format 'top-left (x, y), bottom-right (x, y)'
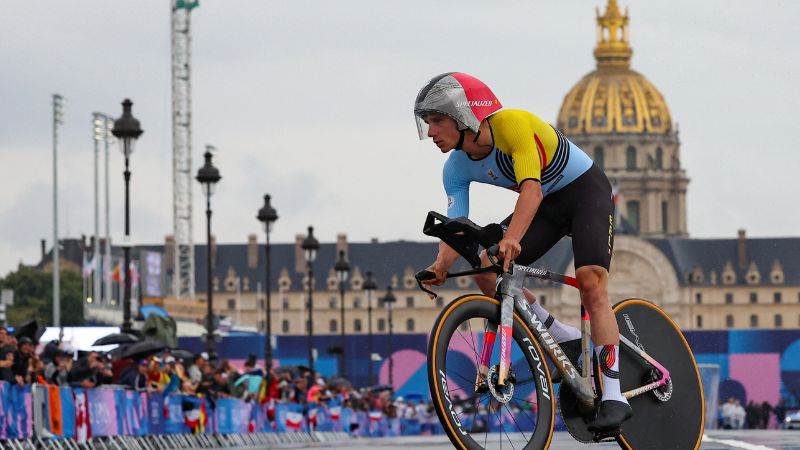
top-left (414, 72), bottom-right (503, 140)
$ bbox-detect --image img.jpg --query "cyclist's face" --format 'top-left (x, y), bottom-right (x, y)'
top-left (425, 113), bottom-right (460, 152)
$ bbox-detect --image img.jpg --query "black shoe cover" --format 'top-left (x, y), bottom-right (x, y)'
top-left (587, 400), bottom-right (632, 432)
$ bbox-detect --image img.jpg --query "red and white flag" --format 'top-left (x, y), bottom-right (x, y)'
top-left (329, 406), bottom-right (341, 421)
top-left (369, 411), bottom-right (383, 422)
top-left (308, 407), bottom-right (318, 426)
top-left (285, 412), bottom-right (304, 430)
top-left (74, 390), bottom-right (91, 443)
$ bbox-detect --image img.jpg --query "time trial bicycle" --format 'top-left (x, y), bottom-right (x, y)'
top-left (415, 211), bottom-right (704, 449)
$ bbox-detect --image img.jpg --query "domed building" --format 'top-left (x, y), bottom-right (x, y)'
top-left (557, 0), bottom-right (689, 238)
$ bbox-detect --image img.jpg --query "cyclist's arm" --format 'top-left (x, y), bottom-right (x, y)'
top-left (504, 180), bottom-right (542, 242)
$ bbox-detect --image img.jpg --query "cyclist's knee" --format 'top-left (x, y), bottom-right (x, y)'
top-left (576, 265), bottom-right (608, 306)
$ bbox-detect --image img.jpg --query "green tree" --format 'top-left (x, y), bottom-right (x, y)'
top-left (0, 265), bottom-right (85, 327)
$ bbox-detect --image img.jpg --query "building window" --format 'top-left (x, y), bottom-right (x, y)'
top-left (258, 320), bottom-right (265, 330)
top-left (626, 201), bottom-right (640, 233)
top-left (626, 146), bottom-right (637, 170)
top-left (329, 319), bottom-right (337, 333)
top-left (407, 318), bottom-right (415, 332)
top-left (695, 293), bottom-right (702, 304)
top-left (282, 297), bottom-right (289, 309)
top-left (750, 314), bottom-right (759, 328)
top-left (329, 297), bottom-right (337, 309)
top-left (749, 292), bottom-right (758, 304)
top-left (774, 292), bottom-right (782, 304)
top-left (282, 320), bottom-right (289, 333)
top-left (725, 293), bottom-right (733, 304)
top-left (354, 319), bottom-right (362, 332)
top-left (436, 297), bottom-right (444, 308)
top-left (305, 320), bottom-right (310, 333)
top-left (377, 318), bottom-right (386, 332)
top-left (227, 298), bottom-right (236, 310)
top-left (655, 147), bottom-right (663, 169)
top-left (775, 314), bottom-right (783, 328)
top-left (353, 297), bottom-right (362, 309)
top-left (696, 316), bottom-right (702, 328)
top-left (540, 295), bottom-right (547, 306)
top-left (259, 299), bottom-right (265, 310)
top-left (594, 146), bottom-right (605, 170)
top-left (662, 201), bottom-right (669, 233)
top-left (406, 296), bottom-right (415, 308)
top-left (725, 315), bottom-right (734, 328)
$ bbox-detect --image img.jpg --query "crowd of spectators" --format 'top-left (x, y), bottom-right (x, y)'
top-left (0, 326), bottom-right (438, 427)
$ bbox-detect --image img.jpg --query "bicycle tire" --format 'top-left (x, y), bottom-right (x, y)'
top-left (428, 294), bottom-right (556, 450)
top-left (611, 298), bottom-right (705, 450)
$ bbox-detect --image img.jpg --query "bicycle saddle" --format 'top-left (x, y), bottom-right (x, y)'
top-left (422, 211), bottom-right (504, 269)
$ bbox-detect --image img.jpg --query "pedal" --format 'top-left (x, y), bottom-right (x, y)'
top-left (592, 428), bottom-right (621, 443)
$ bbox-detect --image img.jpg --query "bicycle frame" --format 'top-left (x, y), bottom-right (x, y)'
top-left (476, 263), bottom-right (672, 411)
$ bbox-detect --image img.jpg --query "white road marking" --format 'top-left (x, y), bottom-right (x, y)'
top-left (702, 434), bottom-right (776, 450)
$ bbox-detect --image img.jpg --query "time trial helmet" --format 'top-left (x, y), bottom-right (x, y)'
top-left (414, 72), bottom-right (502, 140)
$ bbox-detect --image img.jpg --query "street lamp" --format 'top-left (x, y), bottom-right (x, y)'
top-left (363, 271), bottom-right (377, 386)
top-left (382, 284), bottom-right (397, 388)
top-left (257, 194), bottom-right (278, 370)
top-left (196, 147), bottom-right (221, 359)
top-left (111, 99), bottom-right (143, 333)
top-left (301, 226), bottom-right (319, 372)
top-left (334, 250), bottom-right (351, 378)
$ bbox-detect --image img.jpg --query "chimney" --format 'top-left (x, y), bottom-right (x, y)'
top-left (41, 239), bottom-right (46, 261)
top-left (295, 233), bottom-right (306, 273)
top-left (737, 229), bottom-right (747, 269)
top-left (336, 233), bottom-right (348, 256)
top-left (247, 234), bottom-right (258, 268)
top-left (164, 235), bottom-right (175, 271)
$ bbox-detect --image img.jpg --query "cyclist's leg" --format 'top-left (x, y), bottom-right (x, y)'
top-left (566, 165), bottom-right (631, 431)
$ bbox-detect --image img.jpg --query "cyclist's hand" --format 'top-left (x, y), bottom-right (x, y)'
top-left (497, 237), bottom-right (521, 273)
top-left (422, 263), bottom-right (447, 299)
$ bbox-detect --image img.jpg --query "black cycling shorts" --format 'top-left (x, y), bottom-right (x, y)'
top-left (501, 164), bottom-right (615, 270)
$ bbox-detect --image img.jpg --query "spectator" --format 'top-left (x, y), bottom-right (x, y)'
top-left (760, 401), bottom-right (772, 429)
top-left (188, 353), bottom-right (208, 385)
top-left (13, 337), bottom-right (35, 385)
top-left (44, 350), bottom-right (72, 385)
top-left (126, 359), bottom-right (151, 392)
top-left (0, 348), bottom-right (15, 383)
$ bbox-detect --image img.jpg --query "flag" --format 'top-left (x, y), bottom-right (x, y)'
top-left (82, 254), bottom-right (94, 278)
top-left (329, 406), bottom-right (341, 421)
top-left (369, 410), bottom-right (383, 422)
top-left (74, 389), bottom-right (91, 443)
top-left (113, 261), bottom-right (121, 283)
top-left (308, 407), bottom-right (318, 427)
top-left (46, 385), bottom-right (63, 436)
top-left (182, 396), bottom-right (203, 433)
top-left (265, 398), bottom-right (276, 422)
top-left (129, 261), bottom-right (139, 289)
top-left (285, 412), bottom-right (303, 430)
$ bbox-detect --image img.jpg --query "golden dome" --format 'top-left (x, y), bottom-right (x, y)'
top-left (557, 0), bottom-right (672, 135)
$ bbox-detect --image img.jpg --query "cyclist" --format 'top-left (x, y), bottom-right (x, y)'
top-left (415, 72), bottom-right (631, 432)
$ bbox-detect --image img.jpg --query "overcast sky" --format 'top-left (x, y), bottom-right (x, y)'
top-left (1, 0), bottom-right (798, 276)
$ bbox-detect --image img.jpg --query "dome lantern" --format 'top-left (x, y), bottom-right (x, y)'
top-left (594, 0), bottom-right (632, 69)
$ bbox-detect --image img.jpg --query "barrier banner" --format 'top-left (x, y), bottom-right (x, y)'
top-left (147, 392), bottom-right (164, 435)
top-left (0, 383), bottom-right (32, 439)
top-left (42, 385), bottom-right (75, 438)
top-left (87, 389), bottom-right (119, 437)
top-left (164, 394), bottom-right (190, 434)
top-left (73, 388), bottom-right (91, 443)
top-left (214, 397), bottom-right (252, 434)
top-left (116, 390), bottom-right (148, 436)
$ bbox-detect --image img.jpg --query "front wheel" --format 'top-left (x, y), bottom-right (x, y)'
top-left (612, 298), bottom-right (705, 450)
top-left (428, 294), bottom-right (556, 450)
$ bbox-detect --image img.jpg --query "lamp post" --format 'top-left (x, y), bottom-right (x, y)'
top-left (334, 250), bottom-right (351, 378)
top-left (363, 271), bottom-right (377, 386)
top-left (382, 285), bottom-right (397, 388)
top-left (257, 194), bottom-right (278, 370)
top-left (111, 99), bottom-right (143, 333)
top-left (301, 226), bottom-right (319, 372)
top-left (196, 147), bottom-right (221, 359)
top-left (52, 94), bottom-right (64, 327)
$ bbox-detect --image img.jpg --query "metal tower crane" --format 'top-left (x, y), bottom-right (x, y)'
top-left (171, 0), bottom-right (199, 299)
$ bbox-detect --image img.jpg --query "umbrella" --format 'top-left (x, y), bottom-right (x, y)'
top-left (170, 349), bottom-right (194, 361)
top-left (370, 384), bottom-right (394, 393)
top-left (93, 333), bottom-right (139, 346)
top-left (120, 340), bottom-right (167, 360)
top-left (139, 305), bottom-right (169, 319)
top-left (11, 320), bottom-right (38, 340)
top-left (326, 376), bottom-right (353, 389)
